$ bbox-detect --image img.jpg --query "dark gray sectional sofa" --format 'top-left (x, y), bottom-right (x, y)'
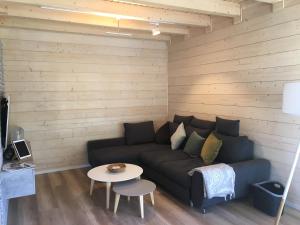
top-left (87, 117), bottom-right (271, 212)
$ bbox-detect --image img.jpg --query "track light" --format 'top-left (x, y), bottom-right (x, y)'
top-left (105, 18), bottom-right (132, 37)
top-left (105, 32), bottom-right (132, 36)
top-left (152, 23), bottom-right (160, 36)
top-left (152, 28), bottom-right (160, 36)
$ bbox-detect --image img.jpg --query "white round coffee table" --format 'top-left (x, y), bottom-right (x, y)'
top-left (87, 164), bottom-right (143, 209)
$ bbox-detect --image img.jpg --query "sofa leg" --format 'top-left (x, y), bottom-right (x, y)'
top-left (201, 208), bottom-right (206, 214)
top-left (190, 201), bottom-right (194, 207)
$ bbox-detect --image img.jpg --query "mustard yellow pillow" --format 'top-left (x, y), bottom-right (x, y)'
top-left (201, 133), bottom-right (223, 164)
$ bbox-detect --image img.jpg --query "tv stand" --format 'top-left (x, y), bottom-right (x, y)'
top-left (0, 160), bottom-right (35, 225)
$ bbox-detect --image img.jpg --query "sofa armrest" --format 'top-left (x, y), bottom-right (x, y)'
top-left (87, 137), bottom-right (126, 167)
top-left (191, 159), bottom-right (271, 208)
top-left (87, 137), bottom-right (126, 151)
top-left (230, 158), bottom-right (271, 198)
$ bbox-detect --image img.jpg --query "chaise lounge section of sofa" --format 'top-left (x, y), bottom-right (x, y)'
top-left (87, 117), bottom-right (271, 212)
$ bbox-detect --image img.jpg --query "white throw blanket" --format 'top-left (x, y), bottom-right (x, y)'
top-left (188, 163), bottom-right (235, 200)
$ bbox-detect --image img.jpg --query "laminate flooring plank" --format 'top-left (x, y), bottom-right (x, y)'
top-left (47, 171), bottom-right (94, 225)
top-left (7, 168), bottom-right (300, 225)
top-left (36, 174), bottom-right (59, 212)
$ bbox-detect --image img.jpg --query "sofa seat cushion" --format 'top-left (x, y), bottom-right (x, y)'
top-left (158, 158), bottom-right (205, 188)
top-left (139, 149), bottom-right (190, 168)
top-left (89, 143), bottom-right (168, 166)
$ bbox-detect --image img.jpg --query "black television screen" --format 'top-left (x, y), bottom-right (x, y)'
top-left (1, 97), bottom-right (9, 149)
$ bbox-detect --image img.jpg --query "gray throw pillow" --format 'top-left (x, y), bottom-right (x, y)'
top-left (183, 131), bottom-right (205, 157)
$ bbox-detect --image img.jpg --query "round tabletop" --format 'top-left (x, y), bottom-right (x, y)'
top-left (113, 179), bottom-right (156, 197)
top-left (87, 164), bottom-right (143, 183)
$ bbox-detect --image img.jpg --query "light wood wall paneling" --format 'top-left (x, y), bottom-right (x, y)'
top-left (0, 26), bottom-right (168, 172)
top-left (169, 2), bottom-right (300, 53)
top-left (0, 27), bottom-right (167, 49)
top-left (168, 2), bottom-right (300, 210)
top-left (1, 39), bottom-right (168, 58)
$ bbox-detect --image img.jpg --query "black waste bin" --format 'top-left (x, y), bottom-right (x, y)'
top-left (252, 181), bottom-right (284, 217)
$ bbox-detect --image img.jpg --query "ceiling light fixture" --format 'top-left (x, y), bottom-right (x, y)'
top-left (152, 23), bottom-right (160, 36)
top-left (105, 19), bottom-right (132, 37)
top-left (105, 31), bottom-right (132, 36)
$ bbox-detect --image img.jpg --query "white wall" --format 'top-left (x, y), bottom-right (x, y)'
top-left (169, 4), bottom-right (300, 209)
top-left (0, 27), bottom-right (168, 172)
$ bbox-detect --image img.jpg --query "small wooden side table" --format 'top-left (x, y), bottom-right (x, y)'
top-left (113, 179), bottom-right (156, 219)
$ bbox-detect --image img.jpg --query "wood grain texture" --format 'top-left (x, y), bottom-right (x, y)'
top-left (7, 168), bottom-right (300, 225)
top-left (168, 2), bottom-right (300, 210)
top-left (0, 26), bottom-right (168, 172)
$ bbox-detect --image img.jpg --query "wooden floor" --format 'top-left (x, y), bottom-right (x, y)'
top-left (8, 168), bottom-right (300, 225)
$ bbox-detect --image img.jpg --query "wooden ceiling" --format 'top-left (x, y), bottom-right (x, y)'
top-left (0, 0), bottom-right (282, 40)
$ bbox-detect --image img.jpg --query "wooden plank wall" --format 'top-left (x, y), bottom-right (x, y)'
top-left (169, 2), bottom-right (300, 209)
top-left (0, 27), bottom-right (168, 172)
top-left (0, 41), bottom-right (4, 168)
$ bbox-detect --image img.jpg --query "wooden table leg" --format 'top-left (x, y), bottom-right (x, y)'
top-left (139, 195), bottom-right (144, 219)
top-left (114, 194), bottom-right (120, 214)
top-left (150, 192), bottom-right (155, 206)
top-left (106, 182), bottom-right (111, 209)
top-left (89, 179), bottom-right (95, 196)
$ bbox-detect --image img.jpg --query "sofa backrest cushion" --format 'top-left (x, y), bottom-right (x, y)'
top-left (124, 121), bottom-right (155, 145)
top-left (155, 122), bottom-right (171, 145)
top-left (215, 132), bottom-right (254, 163)
top-left (190, 117), bottom-right (216, 130)
top-left (169, 122), bottom-right (179, 136)
top-left (185, 125), bottom-right (212, 138)
top-left (173, 114), bottom-right (193, 125)
top-left (216, 117), bottom-right (240, 137)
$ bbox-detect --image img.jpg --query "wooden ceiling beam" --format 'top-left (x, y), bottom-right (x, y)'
top-left (0, 16), bottom-right (171, 41)
top-left (113, 0), bottom-right (241, 17)
top-left (1, 0), bottom-right (211, 27)
top-left (0, 2), bottom-right (189, 35)
top-left (255, 0), bottom-right (282, 3)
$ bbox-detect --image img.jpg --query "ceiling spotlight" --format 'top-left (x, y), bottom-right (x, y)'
top-left (152, 28), bottom-right (160, 36)
top-left (152, 23), bottom-right (160, 36)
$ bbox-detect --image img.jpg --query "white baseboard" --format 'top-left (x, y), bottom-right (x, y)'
top-left (36, 164), bottom-right (90, 175)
